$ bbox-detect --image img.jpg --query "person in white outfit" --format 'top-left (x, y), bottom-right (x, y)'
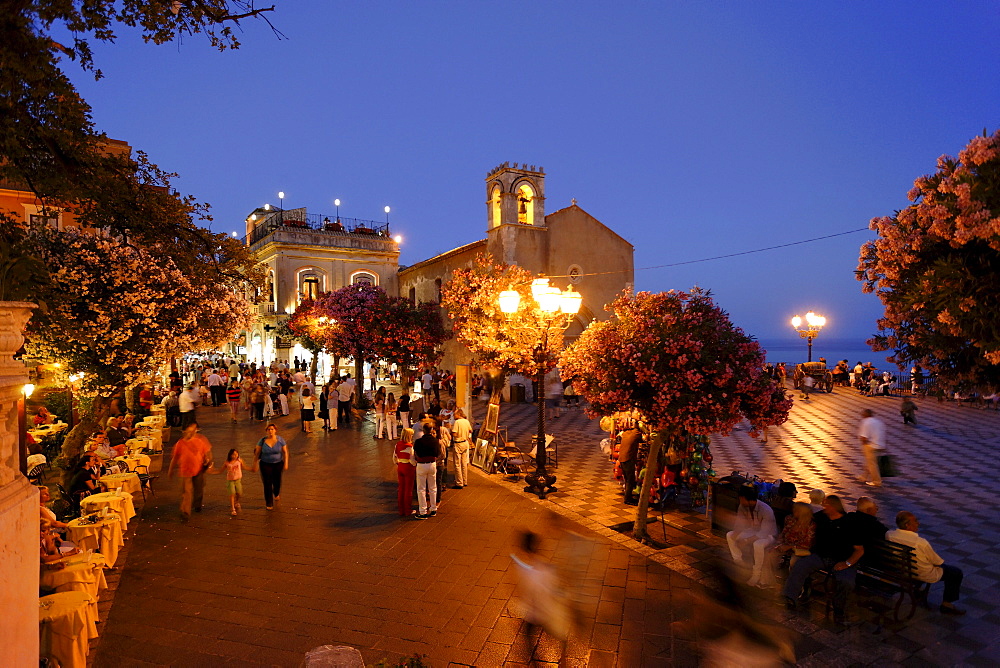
top-left (450, 408), bottom-right (472, 488)
top-left (727, 485), bottom-right (778, 587)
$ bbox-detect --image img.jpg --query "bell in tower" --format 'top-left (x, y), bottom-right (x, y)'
top-left (485, 162), bottom-right (546, 230)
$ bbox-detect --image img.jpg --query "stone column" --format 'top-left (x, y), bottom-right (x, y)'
top-left (0, 301), bottom-right (39, 666)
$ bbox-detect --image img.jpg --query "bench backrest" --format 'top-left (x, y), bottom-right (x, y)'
top-left (861, 539), bottom-right (918, 581)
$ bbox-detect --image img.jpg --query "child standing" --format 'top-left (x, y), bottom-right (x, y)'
top-left (213, 449), bottom-right (254, 516)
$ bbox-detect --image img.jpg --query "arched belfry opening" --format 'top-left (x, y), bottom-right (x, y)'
top-left (484, 162), bottom-right (546, 230)
top-left (517, 183), bottom-right (535, 225)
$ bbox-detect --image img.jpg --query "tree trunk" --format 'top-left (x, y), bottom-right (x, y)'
top-left (354, 355), bottom-right (364, 407)
top-left (633, 430), bottom-right (664, 542)
top-left (309, 346), bottom-right (319, 384)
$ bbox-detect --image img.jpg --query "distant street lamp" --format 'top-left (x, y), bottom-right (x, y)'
top-left (498, 278), bottom-right (582, 499)
top-left (278, 191), bottom-right (285, 223)
top-left (790, 311), bottom-right (826, 362)
top-left (334, 198), bottom-right (341, 223)
top-left (384, 205), bottom-right (391, 227)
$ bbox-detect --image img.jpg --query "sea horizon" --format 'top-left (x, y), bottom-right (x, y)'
top-left (757, 337), bottom-right (897, 368)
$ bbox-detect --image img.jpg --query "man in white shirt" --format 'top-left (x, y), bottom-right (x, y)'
top-left (421, 370), bottom-right (433, 398)
top-left (179, 385), bottom-right (201, 428)
top-left (206, 369), bottom-right (224, 407)
top-left (887, 511), bottom-right (965, 615)
top-left (337, 374), bottom-right (356, 425)
top-left (450, 408), bottom-right (473, 488)
top-left (858, 409), bottom-right (886, 486)
top-left (727, 485), bottom-right (778, 587)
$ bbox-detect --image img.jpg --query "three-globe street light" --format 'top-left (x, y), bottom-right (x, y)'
top-left (790, 311), bottom-right (826, 362)
top-left (498, 278), bottom-right (582, 499)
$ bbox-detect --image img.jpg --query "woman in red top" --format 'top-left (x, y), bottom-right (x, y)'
top-left (392, 428), bottom-right (417, 517)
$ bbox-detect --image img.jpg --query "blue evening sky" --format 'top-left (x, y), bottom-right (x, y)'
top-left (66, 2), bottom-right (1000, 347)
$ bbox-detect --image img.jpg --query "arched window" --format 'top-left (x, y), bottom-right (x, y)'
top-left (517, 184), bottom-right (535, 225)
top-left (302, 276), bottom-right (321, 300)
top-left (351, 271), bottom-right (377, 286)
top-left (490, 185), bottom-right (502, 228)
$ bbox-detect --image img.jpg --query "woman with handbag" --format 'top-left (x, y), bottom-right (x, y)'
top-left (253, 423), bottom-right (288, 510)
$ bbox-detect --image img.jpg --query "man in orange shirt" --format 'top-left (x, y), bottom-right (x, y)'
top-left (167, 421), bottom-right (214, 521)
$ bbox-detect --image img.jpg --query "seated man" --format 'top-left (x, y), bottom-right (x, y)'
top-left (106, 416), bottom-right (130, 450)
top-left (726, 485), bottom-right (777, 587)
top-left (887, 511), bottom-right (965, 615)
top-left (849, 496), bottom-right (887, 564)
top-left (782, 495), bottom-right (863, 625)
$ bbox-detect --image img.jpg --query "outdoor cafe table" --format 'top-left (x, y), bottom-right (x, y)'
top-left (39, 591), bottom-right (99, 668)
top-left (79, 491), bottom-right (135, 530)
top-left (66, 514), bottom-right (123, 567)
top-left (99, 471), bottom-right (142, 496)
top-left (40, 553), bottom-right (108, 614)
top-left (114, 453), bottom-right (151, 471)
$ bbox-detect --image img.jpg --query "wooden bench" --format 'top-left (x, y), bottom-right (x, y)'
top-left (800, 540), bottom-right (929, 628)
top-left (855, 539), bottom-right (930, 627)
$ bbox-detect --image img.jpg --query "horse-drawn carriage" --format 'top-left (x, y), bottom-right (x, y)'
top-left (793, 361), bottom-right (834, 393)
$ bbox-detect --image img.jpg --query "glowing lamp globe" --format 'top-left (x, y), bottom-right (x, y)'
top-left (560, 288), bottom-right (582, 314)
top-left (498, 290), bottom-right (521, 314)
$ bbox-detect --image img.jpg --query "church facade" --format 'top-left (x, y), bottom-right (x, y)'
top-left (239, 163), bottom-right (634, 374)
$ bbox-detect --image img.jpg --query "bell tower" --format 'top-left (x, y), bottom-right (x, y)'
top-left (485, 163), bottom-right (548, 272)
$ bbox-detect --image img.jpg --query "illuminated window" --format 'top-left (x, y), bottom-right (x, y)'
top-left (302, 276), bottom-right (320, 300)
top-left (517, 184), bottom-right (535, 225)
top-left (490, 186), bottom-right (502, 228)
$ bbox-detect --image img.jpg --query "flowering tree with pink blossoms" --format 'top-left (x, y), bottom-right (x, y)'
top-left (23, 227), bottom-right (253, 460)
top-left (560, 288), bottom-right (792, 540)
top-left (858, 129), bottom-right (1000, 391)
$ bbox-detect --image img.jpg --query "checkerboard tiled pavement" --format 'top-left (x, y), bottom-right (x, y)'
top-left (475, 388), bottom-right (1000, 666)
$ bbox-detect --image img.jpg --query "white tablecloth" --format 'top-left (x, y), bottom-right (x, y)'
top-left (39, 591), bottom-right (99, 668)
top-left (79, 492), bottom-right (136, 530)
top-left (66, 515), bottom-right (124, 567)
top-left (114, 453), bottom-right (151, 471)
top-left (99, 472), bottom-right (142, 496)
top-left (40, 553), bottom-right (108, 614)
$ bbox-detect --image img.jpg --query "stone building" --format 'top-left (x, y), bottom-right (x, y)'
top-left (241, 206), bottom-right (400, 368)
top-left (239, 163), bottom-right (634, 376)
top-left (398, 162), bottom-right (634, 371)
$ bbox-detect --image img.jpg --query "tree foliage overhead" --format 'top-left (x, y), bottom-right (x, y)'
top-left (1, 0), bottom-right (271, 301)
top-left (560, 288), bottom-right (792, 435)
top-left (440, 255), bottom-right (569, 379)
top-left (858, 129), bottom-right (1000, 389)
top-left (22, 227), bottom-right (253, 394)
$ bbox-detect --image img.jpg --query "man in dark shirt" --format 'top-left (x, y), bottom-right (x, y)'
top-left (412, 421), bottom-right (441, 519)
top-left (782, 494), bottom-right (863, 624)
top-left (618, 427), bottom-right (642, 505)
top-left (849, 496), bottom-right (888, 562)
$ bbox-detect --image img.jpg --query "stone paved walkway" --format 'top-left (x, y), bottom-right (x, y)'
top-left (91, 385), bottom-right (1000, 666)
top-left (485, 387), bottom-right (1000, 666)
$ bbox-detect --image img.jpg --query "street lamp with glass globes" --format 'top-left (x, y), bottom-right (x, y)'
top-left (278, 191), bottom-right (285, 223)
top-left (334, 198), bottom-right (341, 223)
top-left (790, 311), bottom-right (826, 362)
top-left (498, 277), bottom-right (582, 498)
top-left (384, 206), bottom-right (391, 227)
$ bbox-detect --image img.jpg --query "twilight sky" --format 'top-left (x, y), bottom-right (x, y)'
top-left (66, 1), bottom-right (1000, 343)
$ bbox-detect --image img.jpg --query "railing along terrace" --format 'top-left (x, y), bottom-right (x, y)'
top-left (248, 213), bottom-right (390, 246)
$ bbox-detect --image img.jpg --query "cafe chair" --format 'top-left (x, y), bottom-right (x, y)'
top-left (134, 464), bottom-right (156, 500)
top-left (27, 464), bottom-right (46, 485)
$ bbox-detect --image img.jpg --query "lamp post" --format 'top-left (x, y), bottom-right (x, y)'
top-left (278, 191), bottom-right (285, 223)
top-left (384, 206), bottom-right (391, 229)
top-left (334, 198), bottom-right (341, 223)
top-left (18, 383), bottom-right (35, 475)
top-left (498, 278), bottom-right (582, 499)
top-left (790, 311), bottom-right (826, 362)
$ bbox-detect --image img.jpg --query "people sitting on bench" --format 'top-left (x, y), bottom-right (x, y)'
top-left (849, 496), bottom-right (888, 561)
top-left (886, 511), bottom-right (966, 615)
top-left (781, 495), bottom-right (863, 626)
top-left (726, 485), bottom-right (777, 588)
